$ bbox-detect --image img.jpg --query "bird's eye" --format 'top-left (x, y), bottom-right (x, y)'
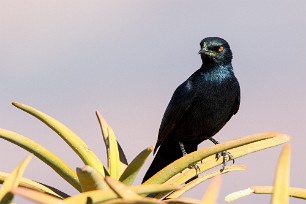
top-left (218, 46), bottom-right (224, 53)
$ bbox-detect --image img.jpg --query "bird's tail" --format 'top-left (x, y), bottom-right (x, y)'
top-left (142, 140), bottom-right (197, 183)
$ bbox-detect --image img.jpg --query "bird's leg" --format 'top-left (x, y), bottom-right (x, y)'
top-left (178, 142), bottom-right (200, 172)
top-left (209, 137), bottom-right (235, 172)
top-left (178, 142), bottom-right (188, 156)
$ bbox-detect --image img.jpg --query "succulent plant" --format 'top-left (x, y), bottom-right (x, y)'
top-left (0, 102), bottom-right (300, 204)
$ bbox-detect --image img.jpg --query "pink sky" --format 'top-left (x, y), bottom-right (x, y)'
top-left (1, 1), bottom-right (306, 203)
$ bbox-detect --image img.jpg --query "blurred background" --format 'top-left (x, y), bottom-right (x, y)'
top-left (1, 1), bottom-right (305, 203)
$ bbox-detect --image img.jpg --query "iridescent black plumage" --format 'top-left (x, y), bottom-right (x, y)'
top-left (142, 37), bottom-right (240, 183)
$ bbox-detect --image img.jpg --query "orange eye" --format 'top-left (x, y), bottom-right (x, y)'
top-left (218, 46), bottom-right (224, 53)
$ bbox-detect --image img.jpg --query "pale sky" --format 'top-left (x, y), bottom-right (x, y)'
top-left (1, 1), bottom-right (306, 203)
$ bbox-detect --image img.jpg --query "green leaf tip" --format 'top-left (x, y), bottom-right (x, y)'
top-left (11, 102), bottom-right (106, 177)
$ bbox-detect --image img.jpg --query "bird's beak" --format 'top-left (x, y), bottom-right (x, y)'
top-left (198, 48), bottom-right (216, 57)
top-left (198, 48), bottom-right (208, 55)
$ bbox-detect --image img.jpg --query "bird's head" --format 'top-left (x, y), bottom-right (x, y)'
top-left (199, 37), bottom-right (233, 66)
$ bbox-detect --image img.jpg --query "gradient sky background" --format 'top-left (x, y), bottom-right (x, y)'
top-left (1, 1), bottom-right (306, 203)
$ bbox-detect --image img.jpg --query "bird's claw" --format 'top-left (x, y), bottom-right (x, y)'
top-left (215, 150), bottom-right (235, 172)
top-left (189, 163), bottom-right (201, 173)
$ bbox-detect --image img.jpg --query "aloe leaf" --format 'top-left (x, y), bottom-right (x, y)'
top-left (0, 171), bottom-right (63, 198)
top-left (107, 128), bottom-right (122, 179)
top-left (225, 186), bottom-right (306, 202)
top-left (0, 155), bottom-right (31, 204)
top-left (167, 165), bottom-right (245, 199)
top-left (104, 176), bottom-right (141, 199)
top-left (166, 198), bottom-right (201, 204)
top-left (76, 166), bottom-right (108, 192)
top-left (11, 187), bottom-right (64, 204)
top-left (96, 111), bottom-right (128, 175)
top-left (224, 187), bottom-right (253, 202)
top-left (253, 186), bottom-right (306, 200)
top-left (12, 102), bottom-right (105, 176)
top-left (64, 184), bottom-right (179, 203)
top-left (119, 146), bottom-right (153, 185)
top-left (0, 128), bottom-right (81, 191)
top-left (150, 133), bottom-right (289, 198)
top-left (200, 175), bottom-right (221, 204)
top-left (144, 132), bottom-right (289, 185)
top-left (102, 198), bottom-right (161, 204)
top-left (271, 144), bottom-right (291, 204)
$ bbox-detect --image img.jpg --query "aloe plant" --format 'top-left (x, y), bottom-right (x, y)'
top-left (0, 102), bottom-right (294, 204)
top-left (225, 144), bottom-right (306, 202)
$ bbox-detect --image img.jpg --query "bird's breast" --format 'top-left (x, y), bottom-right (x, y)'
top-left (173, 73), bottom-right (238, 143)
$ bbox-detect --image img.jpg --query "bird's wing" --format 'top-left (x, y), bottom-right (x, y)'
top-left (226, 82), bottom-right (240, 122)
top-left (154, 80), bottom-right (196, 153)
top-left (232, 83), bottom-right (240, 115)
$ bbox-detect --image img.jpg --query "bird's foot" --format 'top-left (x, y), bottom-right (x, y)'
top-left (216, 150), bottom-right (235, 172)
top-left (209, 137), bottom-right (235, 171)
top-left (179, 142), bottom-right (201, 173)
top-left (186, 163), bottom-right (201, 183)
top-left (189, 163), bottom-right (201, 173)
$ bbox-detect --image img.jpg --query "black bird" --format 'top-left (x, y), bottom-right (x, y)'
top-left (142, 37), bottom-right (240, 183)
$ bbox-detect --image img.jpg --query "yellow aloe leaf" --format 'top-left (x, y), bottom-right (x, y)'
top-left (120, 146), bottom-right (153, 185)
top-left (12, 102), bottom-right (106, 176)
top-left (167, 165), bottom-right (246, 199)
top-left (11, 187), bottom-right (64, 204)
top-left (96, 111), bottom-right (128, 174)
top-left (224, 187), bottom-right (254, 202)
top-left (0, 171), bottom-right (63, 198)
top-left (149, 133), bottom-right (289, 199)
top-left (0, 155), bottom-right (31, 203)
top-left (200, 175), bottom-right (221, 204)
top-left (133, 184), bottom-right (179, 196)
top-left (168, 133), bottom-right (289, 186)
top-left (76, 166), bottom-right (108, 192)
top-left (144, 132), bottom-right (289, 185)
top-left (104, 176), bottom-right (141, 199)
top-left (225, 186), bottom-right (306, 202)
top-left (64, 184), bottom-right (179, 203)
top-left (166, 198), bottom-right (201, 204)
top-left (252, 186), bottom-right (306, 200)
top-left (0, 129), bottom-right (81, 192)
top-left (271, 144), bottom-right (291, 204)
top-left (108, 128), bottom-right (122, 179)
top-left (102, 198), bottom-right (161, 204)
